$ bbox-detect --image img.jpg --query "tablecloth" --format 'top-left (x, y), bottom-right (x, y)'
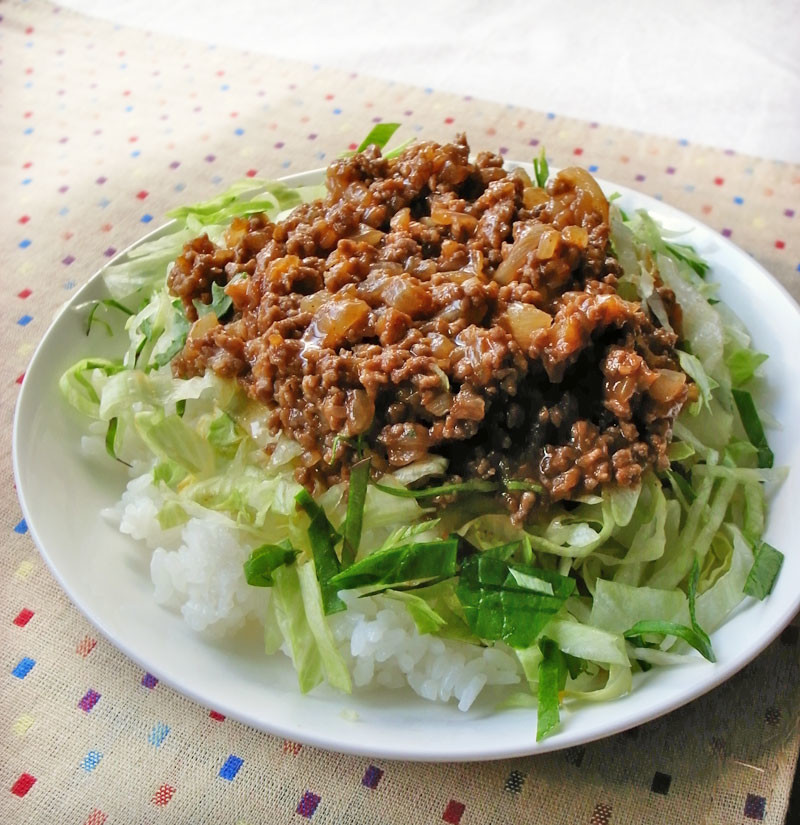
top-left (2, 2), bottom-right (799, 823)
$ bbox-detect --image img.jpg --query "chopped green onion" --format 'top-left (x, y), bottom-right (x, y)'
top-left (732, 388), bottom-right (774, 468)
top-left (104, 417), bottom-right (131, 467)
top-left (342, 457), bottom-right (371, 568)
top-left (743, 541), bottom-right (784, 600)
top-left (193, 281), bottom-right (233, 321)
top-left (330, 538), bottom-right (459, 591)
top-left (295, 489), bottom-right (345, 614)
top-left (456, 555), bottom-right (575, 649)
top-left (536, 638), bottom-right (565, 741)
top-left (506, 480), bottom-right (544, 493)
top-left (243, 540), bottom-right (298, 587)
top-left (355, 123), bottom-right (401, 154)
top-left (623, 620), bottom-right (715, 662)
top-left (533, 148), bottom-right (549, 188)
top-left (373, 479), bottom-right (499, 499)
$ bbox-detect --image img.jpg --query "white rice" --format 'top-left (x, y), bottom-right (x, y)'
top-left (110, 471), bottom-right (522, 710)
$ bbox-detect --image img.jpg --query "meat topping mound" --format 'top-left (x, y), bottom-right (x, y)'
top-left (168, 135), bottom-right (689, 521)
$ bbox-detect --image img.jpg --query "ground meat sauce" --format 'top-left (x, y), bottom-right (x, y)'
top-left (168, 136), bottom-right (692, 523)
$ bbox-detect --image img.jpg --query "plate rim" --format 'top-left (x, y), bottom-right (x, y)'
top-left (13, 163), bottom-right (800, 761)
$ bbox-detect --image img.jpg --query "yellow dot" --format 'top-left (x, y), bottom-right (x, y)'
top-left (15, 560), bottom-right (34, 580)
top-left (753, 216), bottom-right (766, 229)
top-left (13, 714), bottom-right (34, 736)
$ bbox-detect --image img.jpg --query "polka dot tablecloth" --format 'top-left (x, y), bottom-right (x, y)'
top-left (2, 2), bottom-right (799, 823)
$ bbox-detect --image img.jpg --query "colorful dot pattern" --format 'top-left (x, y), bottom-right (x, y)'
top-left (1, 2), bottom-right (799, 824)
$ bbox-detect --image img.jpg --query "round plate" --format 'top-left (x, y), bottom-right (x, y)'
top-left (13, 166), bottom-right (800, 761)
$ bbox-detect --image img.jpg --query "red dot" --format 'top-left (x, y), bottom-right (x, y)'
top-left (325, 93), bottom-right (335, 100)
top-left (13, 608), bottom-right (34, 626)
top-left (348, 142), bottom-right (357, 151)
top-left (245, 169), bottom-right (257, 178)
top-left (23, 162), bottom-right (33, 169)
top-left (775, 240), bottom-right (785, 249)
top-left (486, 127), bottom-right (497, 136)
top-left (23, 111), bottom-right (33, 119)
top-left (25, 67), bottom-right (33, 75)
top-left (573, 147), bottom-right (584, 155)
top-left (101, 223), bottom-right (112, 232)
top-left (714, 177), bottom-right (724, 185)
top-left (25, 26), bottom-right (34, 34)
top-left (16, 373), bottom-right (25, 385)
top-left (209, 710), bottom-right (225, 721)
top-left (17, 289), bottom-right (32, 300)
top-left (216, 69), bottom-right (225, 76)
top-left (136, 190), bottom-right (149, 200)
top-left (18, 215), bottom-right (30, 224)
top-left (230, 111), bottom-right (238, 118)
top-left (128, 136), bottom-right (138, 143)
top-left (122, 90), bottom-right (131, 96)
top-left (444, 116), bottom-right (454, 124)
top-left (10, 773), bottom-right (36, 798)
top-left (442, 800), bottom-right (465, 825)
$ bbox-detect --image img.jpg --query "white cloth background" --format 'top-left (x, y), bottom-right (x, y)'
top-left (57, 0), bottom-right (800, 163)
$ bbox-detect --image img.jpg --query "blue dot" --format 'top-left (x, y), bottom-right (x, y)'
top-left (22, 178), bottom-right (32, 185)
top-left (148, 722), bottom-right (170, 747)
top-left (25, 41), bottom-right (33, 48)
top-left (174, 182), bottom-right (186, 192)
top-left (733, 196), bottom-right (744, 205)
top-left (82, 751), bottom-right (102, 771)
top-left (140, 214), bottom-right (153, 223)
top-left (59, 206), bottom-right (69, 216)
top-left (210, 175), bottom-right (223, 184)
top-left (546, 112), bottom-right (555, 119)
top-left (125, 105), bottom-right (133, 112)
top-left (131, 150), bottom-right (140, 157)
top-left (219, 754), bottom-right (243, 781)
top-left (17, 315), bottom-right (33, 326)
top-left (220, 84), bottom-right (229, 91)
top-left (234, 127), bottom-right (244, 136)
top-left (424, 87), bottom-right (433, 94)
top-left (333, 108), bottom-right (341, 115)
top-left (281, 160), bottom-right (291, 168)
top-left (678, 138), bottom-right (689, 146)
top-left (12, 657), bottom-right (35, 679)
top-left (312, 64), bottom-right (320, 71)
top-left (14, 519), bottom-right (28, 534)
top-left (588, 164), bottom-right (598, 172)
top-left (24, 81), bottom-right (33, 88)
top-left (23, 127), bottom-right (33, 135)
top-left (98, 198), bottom-right (110, 208)
top-left (684, 184), bottom-right (695, 192)
top-left (18, 239), bottom-right (31, 249)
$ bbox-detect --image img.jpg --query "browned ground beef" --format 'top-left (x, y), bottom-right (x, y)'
top-left (168, 135), bottom-right (691, 522)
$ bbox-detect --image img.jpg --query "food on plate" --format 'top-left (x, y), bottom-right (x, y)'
top-left (61, 126), bottom-right (785, 740)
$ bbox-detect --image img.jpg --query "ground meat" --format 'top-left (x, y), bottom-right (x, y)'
top-left (168, 135), bottom-right (689, 521)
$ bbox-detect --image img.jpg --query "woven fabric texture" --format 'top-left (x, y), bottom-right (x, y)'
top-left (1, 2), bottom-right (798, 823)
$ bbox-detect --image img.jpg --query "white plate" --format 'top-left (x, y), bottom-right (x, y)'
top-left (13, 166), bottom-right (800, 761)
